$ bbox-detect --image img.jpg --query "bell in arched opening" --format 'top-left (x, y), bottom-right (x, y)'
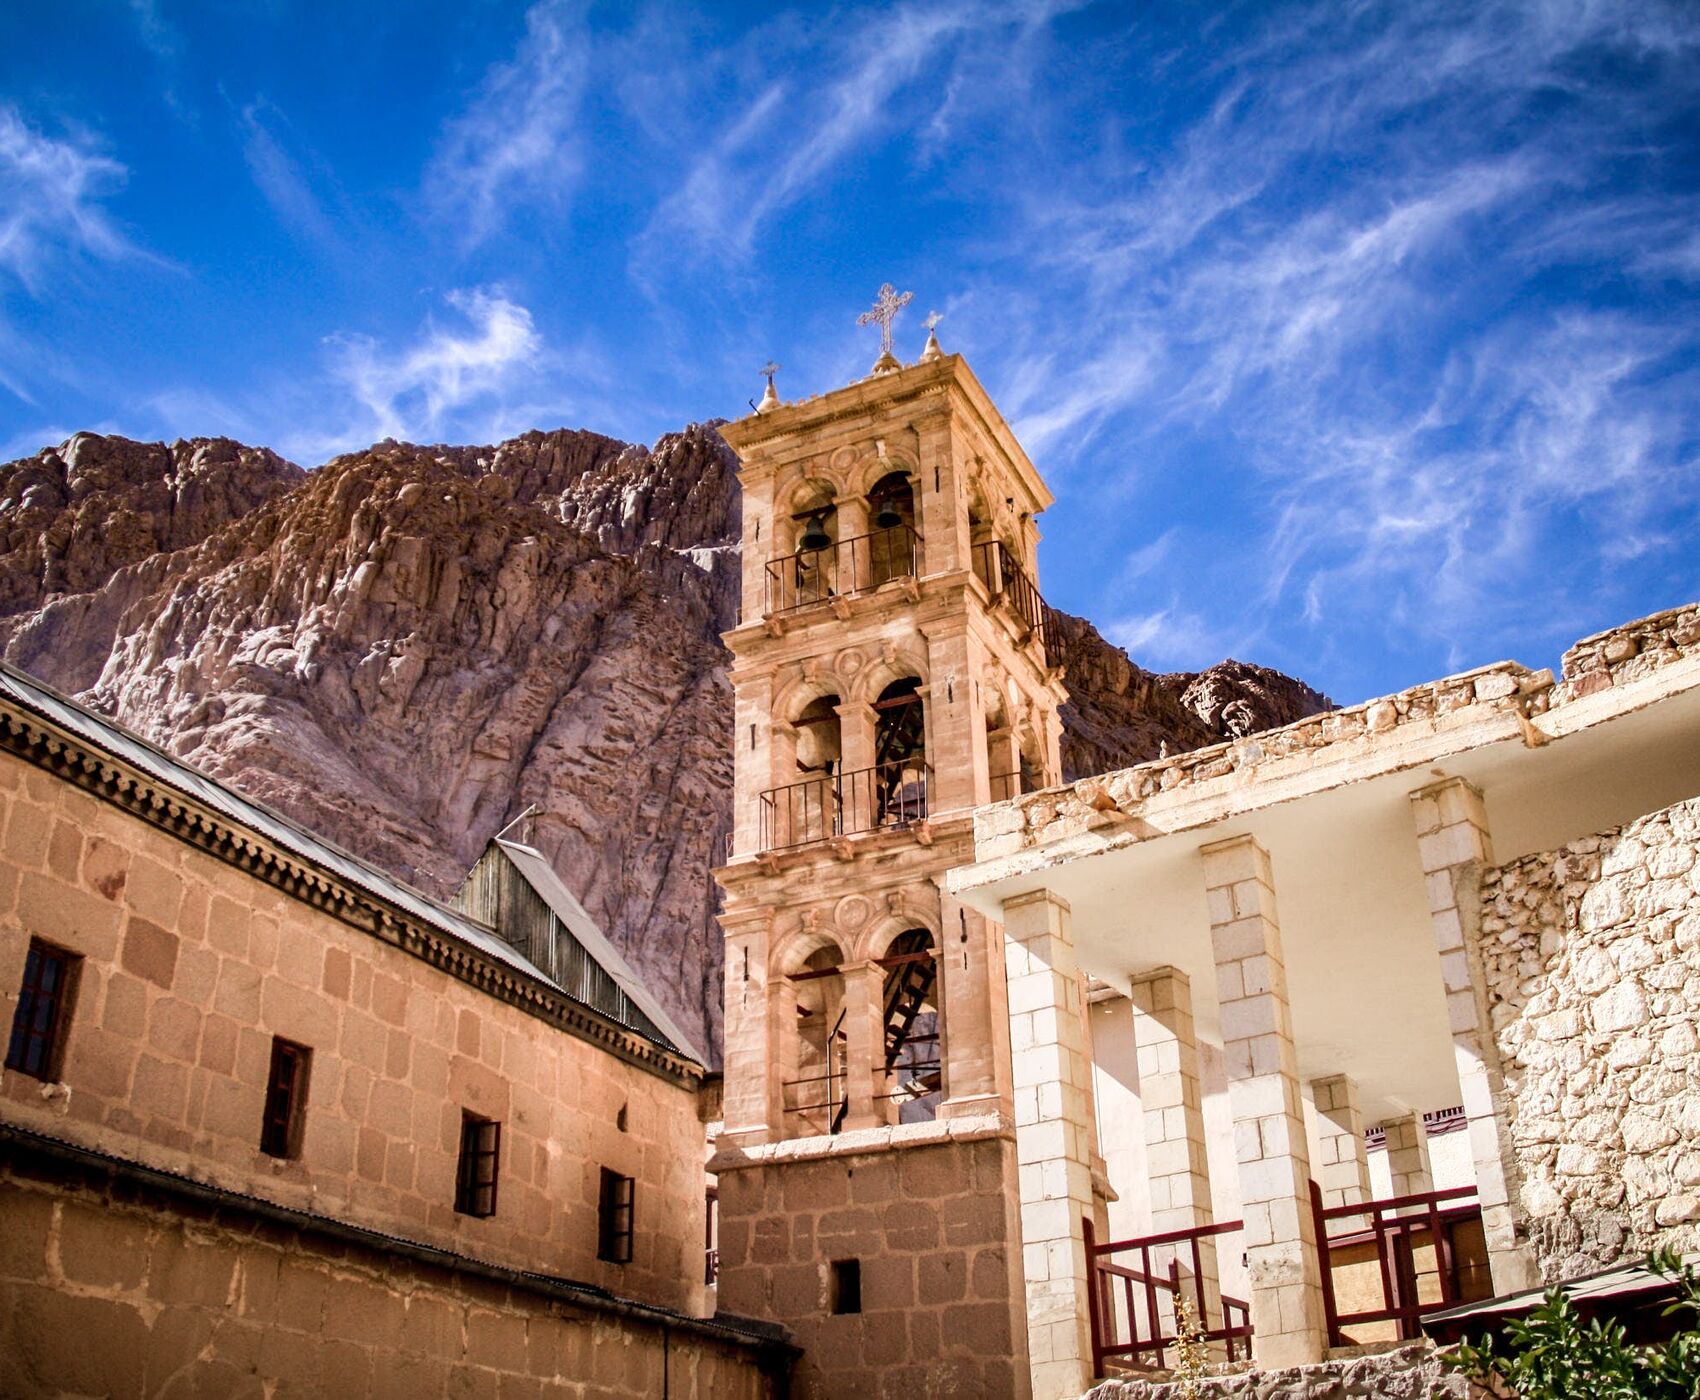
top-left (798, 511), bottom-right (832, 552)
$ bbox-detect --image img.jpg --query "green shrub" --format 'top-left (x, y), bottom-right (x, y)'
top-left (1443, 1248), bottom-right (1700, 1398)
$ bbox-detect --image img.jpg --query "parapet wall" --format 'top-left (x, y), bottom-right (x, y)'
top-left (1477, 795), bottom-right (1700, 1280)
top-left (1080, 1344), bottom-right (1472, 1399)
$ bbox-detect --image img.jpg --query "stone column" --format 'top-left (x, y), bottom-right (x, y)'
top-left (1129, 967), bottom-right (1220, 1337)
top-left (840, 959), bottom-right (889, 1131)
top-left (835, 700), bottom-right (877, 833)
top-left (1201, 835), bottom-right (1328, 1369)
top-left (1004, 888), bottom-right (1095, 1400)
top-left (935, 888), bottom-right (1013, 1117)
top-left (1380, 1114), bottom-right (1433, 1199)
top-left (1409, 777), bottom-right (1540, 1293)
top-left (1311, 1075), bottom-right (1372, 1211)
top-left (719, 914), bottom-right (777, 1145)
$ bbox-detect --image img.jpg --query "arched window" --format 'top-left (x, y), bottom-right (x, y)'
top-left (768, 694), bottom-right (842, 848)
top-left (873, 678), bottom-right (927, 827)
top-left (866, 471), bottom-right (918, 588)
top-left (788, 945), bottom-right (847, 1137)
top-left (771, 483), bottom-right (838, 612)
top-left (879, 929), bottom-right (940, 1124)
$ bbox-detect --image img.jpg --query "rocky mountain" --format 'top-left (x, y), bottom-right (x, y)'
top-left (0, 428), bottom-right (1329, 1058)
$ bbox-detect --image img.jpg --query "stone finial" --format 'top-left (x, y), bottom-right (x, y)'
top-left (920, 310), bottom-right (943, 362)
top-left (756, 361), bottom-right (781, 414)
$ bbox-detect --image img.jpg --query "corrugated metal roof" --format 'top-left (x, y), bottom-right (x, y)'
top-left (0, 662), bottom-right (558, 992)
top-left (493, 839), bottom-right (706, 1065)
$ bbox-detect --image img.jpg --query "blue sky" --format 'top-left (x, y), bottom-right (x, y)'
top-left (2, 1), bottom-right (1697, 704)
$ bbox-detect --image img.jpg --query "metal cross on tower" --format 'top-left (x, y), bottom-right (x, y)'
top-left (760, 361), bottom-right (779, 388)
top-left (857, 283), bottom-right (913, 356)
top-left (923, 310), bottom-right (942, 332)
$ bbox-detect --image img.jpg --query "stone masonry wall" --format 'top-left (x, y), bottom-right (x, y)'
top-left (715, 1135), bottom-right (1028, 1399)
top-left (1477, 795), bottom-right (1700, 1280)
top-left (0, 1148), bottom-right (781, 1399)
top-left (0, 747), bottom-right (708, 1313)
top-left (1081, 1345), bottom-right (1475, 1399)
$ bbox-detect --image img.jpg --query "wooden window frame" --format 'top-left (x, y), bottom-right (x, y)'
top-left (5, 938), bottom-right (80, 1082)
top-left (455, 1113), bottom-right (501, 1218)
top-left (597, 1167), bottom-right (635, 1264)
top-left (259, 1037), bottom-right (311, 1159)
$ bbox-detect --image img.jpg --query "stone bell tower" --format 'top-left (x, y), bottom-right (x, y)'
top-left (711, 295), bottom-right (1068, 1398)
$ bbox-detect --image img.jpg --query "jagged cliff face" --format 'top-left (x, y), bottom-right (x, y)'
top-left (0, 427), bottom-right (1326, 1059)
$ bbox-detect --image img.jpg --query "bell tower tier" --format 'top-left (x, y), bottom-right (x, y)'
top-left (711, 351), bottom-right (1070, 1399)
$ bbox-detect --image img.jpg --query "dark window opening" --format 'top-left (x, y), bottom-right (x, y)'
top-left (598, 1167), bottom-right (635, 1263)
top-left (259, 1037), bottom-right (311, 1159)
top-left (830, 1258), bottom-right (862, 1315)
top-left (455, 1113), bottom-right (501, 1217)
top-left (5, 939), bottom-right (79, 1082)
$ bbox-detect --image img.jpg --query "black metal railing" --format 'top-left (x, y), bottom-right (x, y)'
top-left (971, 539), bottom-right (1053, 662)
top-left (764, 525), bottom-right (922, 616)
top-left (1085, 1216), bottom-right (1253, 1374)
top-left (758, 759), bottom-right (932, 851)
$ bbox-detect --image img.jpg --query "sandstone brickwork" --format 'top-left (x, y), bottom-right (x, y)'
top-left (714, 1136), bottom-right (1025, 1399)
top-left (0, 742), bottom-right (710, 1314)
top-left (0, 1138), bottom-right (786, 1399)
top-left (1477, 794), bottom-right (1700, 1280)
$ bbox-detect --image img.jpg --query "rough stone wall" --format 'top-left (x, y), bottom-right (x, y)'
top-left (1558, 601), bottom-right (1700, 698)
top-left (1081, 1345), bottom-right (1475, 1399)
top-left (1478, 795), bottom-right (1700, 1280)
top-left (0, 747), bottom-right (709, 1314)
top-left (0, 1154), bottom-right (781, 1400)
top-left (714, 1136), bottom-right (1028, 1398)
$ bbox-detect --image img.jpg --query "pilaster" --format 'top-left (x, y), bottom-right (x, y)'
top-left (1380, 1114), bottom-right (1433, 1200)
top-left (1200, 835), bottom-right (1327, 1369)
top-left (1408, 777), bottom-right (1540, 1293)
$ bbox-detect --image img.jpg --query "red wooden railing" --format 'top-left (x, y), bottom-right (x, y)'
top-left (1311, 1181), bottom-right (1486, 1345)
top-left (1084, 1216), bottom-right (1253, 1374)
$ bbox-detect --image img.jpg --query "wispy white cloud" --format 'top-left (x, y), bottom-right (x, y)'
top-left (238, 98), bottom-right (338, 246)
top-left (0, 106), bottom-right (134, 295)
top-left (637, 0), bottom-right (1082, 272)
top-left (298, 288), bottom-right (544, 458)
top-left (423, 0), bottom-right (590, 247)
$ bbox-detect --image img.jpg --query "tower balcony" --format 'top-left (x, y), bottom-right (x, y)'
top-left (971, 539), bottom-right (1054, 665)
top-left (758, 758), bottom-right (933, 852)
top-left (762, 524), bottom-right (922, 617)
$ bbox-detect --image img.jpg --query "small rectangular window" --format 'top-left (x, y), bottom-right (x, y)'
top-left (259, 1037), bottom-right (310, 1159)
top-left (597, 1167), bottom-right (635, 1263)
top-left (830, 1258), bottom-right (861, 1315)
top-left (455, 1113), bottom-right (501, 1217)
top-left (5, 939), bottom-right (79, 1082)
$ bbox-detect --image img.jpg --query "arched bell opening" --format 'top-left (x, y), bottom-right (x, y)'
top-left (866, 470), bottom-right (918, 588)
top-left (877, 928), bottom-right (941, 1124)
top-left (774, 480), bottom-right (839, 612)
top-left (872, 678), bottom-right (928, 828)
top-left (786, 943), bottom-right (848, 1137)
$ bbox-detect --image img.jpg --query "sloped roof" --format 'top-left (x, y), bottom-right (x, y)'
top-left (0, 662), bottom-right (556, 991)
top-left (492, 838), bottom-right (706, 1065)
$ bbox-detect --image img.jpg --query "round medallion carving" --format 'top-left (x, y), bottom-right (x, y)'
top-left (835, 895), bottom-right (872, 932)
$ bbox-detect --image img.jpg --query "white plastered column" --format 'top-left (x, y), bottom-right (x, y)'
top-left (1409, 776), bottom-right (1541, 1293)
top-left (1310, 1075), bottom-right (1373, 1212)
top-left (1201, 835), bottom-right (1328, 1369)
top-left (1004, 888), bottom-right (1096, 1400)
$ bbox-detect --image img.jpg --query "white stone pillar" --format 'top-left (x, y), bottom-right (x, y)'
top-left (1201, 835), bottom-right (1328, 1369)
top-left (1311, 1075), bottom-right (1372, 1211)
top-left (1130, 967), bottom-right (1220, 1339)
top-left (1004, 888), bottom-right (1095, 1400)
top-left (1409, 777), bottom-right (1541, 1294)
top-left (1380, 1114), bottom-right (1433, 1200)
